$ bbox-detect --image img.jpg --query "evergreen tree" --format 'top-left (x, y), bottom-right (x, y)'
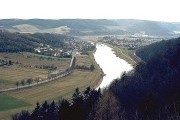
top-left (47, 101), bottom-right (58, 120)
top-left (31, 102), bottom-right (41, 120)
top-left (58, 99), bottom-right (71, 120)
top-left (39, 101), bottom-right (49, 120)
top-left (12, 111), bottom-right (30, 120)
top-left (71, 88), bottom-right (85, 120)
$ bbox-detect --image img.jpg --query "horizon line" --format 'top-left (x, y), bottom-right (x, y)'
top-left (0, 18), bottom-right (179, 23)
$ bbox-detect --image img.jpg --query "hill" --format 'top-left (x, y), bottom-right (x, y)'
top-left (11, 38), bottom-right (180, 120)
top-left (1, 19), bottom-right (180, 36)
top-left (109, 38), bottom-right (180, 120)
top-left (136, 37), bottom-right (180, 62)
top-left (0, 32), bottom-right (69, 52)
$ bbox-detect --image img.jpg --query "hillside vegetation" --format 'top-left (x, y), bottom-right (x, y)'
top-left (11, 38), bottom-right (180, 120)
top-left (136, 38), bottom-right (180, 62)
top-left (109, 38), bottom-right (180, 120)
top-left (0, 32), bottom-right (69, 52)
top-left (1, 19), bottom-right (180, 36)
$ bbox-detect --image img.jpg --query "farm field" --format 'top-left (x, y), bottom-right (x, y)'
top-left (0, 52), bottom-right (102, 120)
top-left (0, 52), bottom-right (71, 89)
top-left (76, 55), bottom-right (93, 67)
top-left (78, 35), bottom-right (100, 42)
top-left (0, 66), bottom-right (48, 89)
top-left (0, 94), bottom-right (30, 111)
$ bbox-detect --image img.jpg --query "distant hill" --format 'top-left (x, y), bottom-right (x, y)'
top-left (0, 32), bottom-right (68, 52)
top-left (1, 19), bottom-right (180, 36)
top-left (136, 38), bottom-right (180, 62)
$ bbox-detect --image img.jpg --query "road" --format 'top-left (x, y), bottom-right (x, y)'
top-left (0, 50), bottom-right (76, 93)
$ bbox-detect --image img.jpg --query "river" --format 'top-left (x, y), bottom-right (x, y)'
top-left (94, 44), bottom-right (133, 89)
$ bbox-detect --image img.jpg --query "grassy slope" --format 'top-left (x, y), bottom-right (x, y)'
top-left (0, 94), bottom-right (30, 111)
top-left (76, 55), bottom-right (92, 67)
top-left (0, 53), bottom-right (70, 89)
top-left (0, 67), bottom-right (48, 88)
top-left (0, 52), bottom-right (102, 120)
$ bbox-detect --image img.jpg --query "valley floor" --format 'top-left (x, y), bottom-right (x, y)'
top-left (0, 52), bottom-right (103, 120)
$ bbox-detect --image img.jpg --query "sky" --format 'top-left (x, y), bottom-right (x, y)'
top-left (0, 0), bottom-right (180, 22)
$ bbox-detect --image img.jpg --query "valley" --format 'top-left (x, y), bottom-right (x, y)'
top-left (0, 19), bottom-right (179, 120)
top-left (0, 48), bottom-right (103, 119)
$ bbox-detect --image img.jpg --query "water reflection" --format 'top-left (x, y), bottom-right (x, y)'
top-left (94, 44), bottom-right (133, 89)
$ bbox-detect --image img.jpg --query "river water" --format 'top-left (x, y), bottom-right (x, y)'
top-left (94, 44), bottom-right (133, 89)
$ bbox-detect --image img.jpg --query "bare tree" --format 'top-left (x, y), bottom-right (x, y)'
top-left (27, 78), bottom-right (33, 86)
top-left (21, 80), bottom-right (25, 86)
top-left (15, 81), bottom-right (19, 88)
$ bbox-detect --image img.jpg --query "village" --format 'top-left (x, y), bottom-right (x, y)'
top-left (100, 35), bottom-right (163, 50)
top-left (34, 38), bottom-right (95, 58)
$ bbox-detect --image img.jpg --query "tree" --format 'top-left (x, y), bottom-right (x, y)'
top-left (84, 87), bottom-right (101, 119)
top-left (27, 78), bottom-right (33, 86)
top-left (31, 102), bottom-right (41, 119)
top-left (71, 88), bottom-right (85, 120)
top-left (21, 80), bottom-right (25, 86)
top-left (40, 101), bottom-right (49, 119)
top-left (90, 64), bottom-right (95, 71)
top-left (47, 101), bottom-right (58, 120)
top-left (2, 60), bottom-right (4, 65)
top-left (9, 60), bottom-right (12, 65)
top-left (16, 82), bottom-right (19, 88)
top-left (12, 110), bottom-right (30, 120)
top-left (92, 91), bottom-right (122, 120)
top-left (72, 88), bottom-right (83, 104)
top-left (137, 93), bottom-right (159, 119)
top-left (58, 99), bottom-right (71, 120)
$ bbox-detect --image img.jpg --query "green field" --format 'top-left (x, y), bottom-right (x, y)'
top-left (0, 52), bottom-right (71, 89)
top-left (0, 94), bottom-right (30, 111)
top-left (0, 52), bottom-right (102, 120)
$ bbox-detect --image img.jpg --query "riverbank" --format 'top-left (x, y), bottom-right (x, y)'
top-left (89, 50), bottom-right (104, 89)
top-left (106, 44), bottom-right (139, 67)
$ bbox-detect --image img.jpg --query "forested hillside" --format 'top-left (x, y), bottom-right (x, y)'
top-left (136, 38), bottom-right (180, 62)
top-left (0, 32), bottom-right (68, 52)
top-left (109, 38), bottom-right (180, 120)
top-left (12, 38), bottom-right (180, 120)
top-left (1, 19), bottom-right (180, 36)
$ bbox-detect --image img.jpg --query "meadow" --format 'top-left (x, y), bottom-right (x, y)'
top-left (0, 52), bottom-right (102, 120)
top-left (0, 94), bottom-right (30, 111)
top-left (0, 52), bottom-right (71, 89)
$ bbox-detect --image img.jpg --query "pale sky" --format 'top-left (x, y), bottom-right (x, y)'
top-left (0, 0), bottom-right (180, 22)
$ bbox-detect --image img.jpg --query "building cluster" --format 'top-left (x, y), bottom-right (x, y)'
top-left (34, 39), bottom-right (95, 58)
top-left (101, 35), bottom-right (162, 50)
